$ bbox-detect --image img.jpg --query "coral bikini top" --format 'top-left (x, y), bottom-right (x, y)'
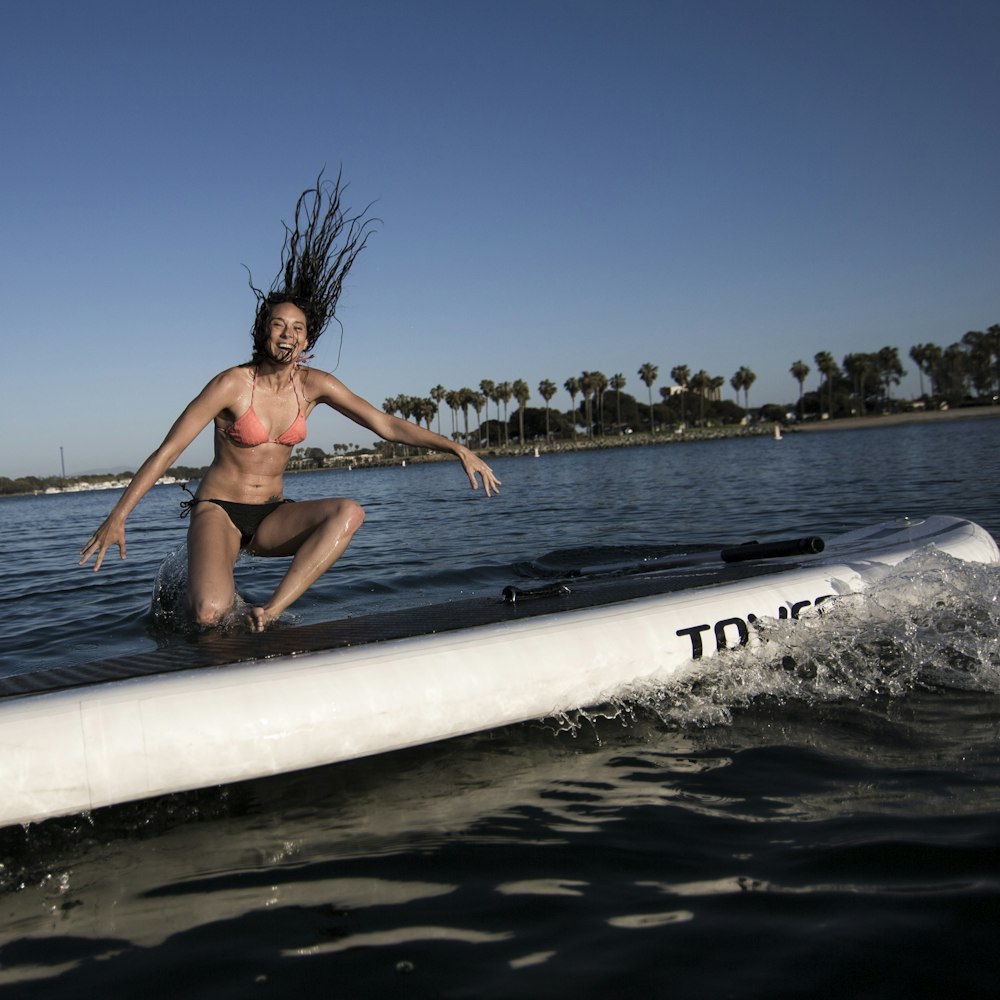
top-left (226, 368), bottom-right (308, 447)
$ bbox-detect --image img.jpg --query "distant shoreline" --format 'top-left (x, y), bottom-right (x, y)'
top-left (790, 404), bottom-right (1000, 433)
top-left (6, 406), bottom-right (998, 496)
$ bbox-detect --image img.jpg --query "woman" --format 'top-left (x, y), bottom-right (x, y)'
top-left (80, 175), bottom-right (500, 631)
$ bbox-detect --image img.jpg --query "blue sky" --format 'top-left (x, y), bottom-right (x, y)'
top-left (3, 0), bottom-right (997, 477)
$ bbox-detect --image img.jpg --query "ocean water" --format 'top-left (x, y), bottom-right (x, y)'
top-left (2, 419), bottom-right (1000, 997)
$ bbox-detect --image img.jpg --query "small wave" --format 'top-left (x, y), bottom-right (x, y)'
top-left (608, 549), bottom-right (1000, 729)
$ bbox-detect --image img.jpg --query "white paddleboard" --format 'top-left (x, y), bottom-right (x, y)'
top-left (1, 514), bottom-right (996, 828)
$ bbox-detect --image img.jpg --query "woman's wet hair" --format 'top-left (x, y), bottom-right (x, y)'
top-left (248, 169), bottom-right (377, 362)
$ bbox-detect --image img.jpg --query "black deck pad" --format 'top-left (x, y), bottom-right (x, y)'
top-left (1, 561), bottom-right (794, 701)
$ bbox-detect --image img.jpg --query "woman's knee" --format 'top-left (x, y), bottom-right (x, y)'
top-left (328, 498), bottom-right (365, 533)
top-left (189, 593), bottom-right (233, 627)
top-left (347, 499), bottom-right (365, 530)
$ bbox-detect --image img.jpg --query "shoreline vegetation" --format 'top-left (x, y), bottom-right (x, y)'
top-left (10, 322), bottom-right (997, 497)
top-left (5, 404), bottom-right (998, 498)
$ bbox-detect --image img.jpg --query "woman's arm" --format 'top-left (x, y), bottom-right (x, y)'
top-left (313, 372), bottom-right (502, 496)
top-left (80, 372), bottom-right (236, 570)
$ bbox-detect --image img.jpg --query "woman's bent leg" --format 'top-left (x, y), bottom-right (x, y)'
top-left (186, 503), bottom-right (243, 626)
top-left (247, 497), bottom-right (365, 630)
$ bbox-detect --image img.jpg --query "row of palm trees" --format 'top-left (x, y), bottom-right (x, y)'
top-left (789, 347), bottom-right (907, 418)
top-left (384, 381), bottom-right (533, 449)
top-left (789, 325), bottom-right (1000, 417)
top-left (384, 362), bottom-right (751, 446)
top-left (909, 327), bottom-right (1000, 401)
top-left (382, 322), bottom-right (999, 447)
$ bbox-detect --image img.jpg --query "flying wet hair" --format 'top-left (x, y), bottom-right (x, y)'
top-left (247, 169), bottom-right (377, 363)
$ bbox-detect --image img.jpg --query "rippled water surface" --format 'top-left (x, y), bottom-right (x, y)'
top-left (2, 418), bottom-right (1000, 998)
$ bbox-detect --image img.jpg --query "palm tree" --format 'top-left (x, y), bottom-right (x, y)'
top-left (511, 379), bottom-right (530, 444)
top-left (479, 379), bottom-right (496, 446)
top-left (790, 360), bottom-right (810, 418)
top-left (988, 324), bottom-right (1000, 396)
top-left (538, 379), bottom-right (557, 440)
top-left (744, 368), bottom-right (757, 411)
top-left (404, 395), bottom-right (420, 424)
top-left (814, 351), bottom-right (840, 418)
top-left (564, 376), bottom-right (580, 438)
top-left (579, 371), bottom-right (596, 436)
top-left (730, 365), bottom-right (756, 418)
top-left (457, 388), bottom-right (475, 445)
top-left (730, 369), bottom-right (745, 410)
top-left (638, 362), bottom-right (658, 433)
top-left (471, 392), bottom-right (486, 445)
top-left (922, 342), bottom-right (943, 398)
top-left (592, 371), bottom-right (608, 436)
top-left (609, 373), bottom-right (626, 431)
top-left (429, 384), bottom-right (446, 435)
top-left (876, 346), bottom-right (905, 405)
top-left (671, 364), bottom-right (690, 426)
top-left (709, 375), bottom-right (726, 412)
top-left (960, 331), bottom-right (994, 397)
top-left (842, 352), bottom-right (877, 414)
top-left (937, 342), bottom-right (969, 402)
top-left (411, 395), bottom-right (427, 424)
top-left (496, 381), bottom-right (513, 447)
top-left (909, 344), bottom-right (935, 398)
top-left (488, 383), bottom-right (503, 443)
top-left (422, 397), bottom-right (438, 430)
top-left (689, 369), bottom-right (709, 425)
top-left (444, 389), bottom-right (461, 441)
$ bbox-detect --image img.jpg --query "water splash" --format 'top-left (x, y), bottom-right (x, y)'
top-left (612, 549), bottom-right (1000, 729)
top-left (149, 544), bottom-right (189, 630)
top-left (148, 544), bottom-right (254, 635)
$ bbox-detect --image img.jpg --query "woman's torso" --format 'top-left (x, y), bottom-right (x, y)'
top-left (196, 365), bottom-right (316, 503)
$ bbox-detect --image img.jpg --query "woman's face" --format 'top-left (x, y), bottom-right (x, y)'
top-left (265, 302), bottom-right (309, 364)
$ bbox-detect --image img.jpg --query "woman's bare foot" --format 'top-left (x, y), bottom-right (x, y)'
top-left (248, 606), bottom-right (278, 632)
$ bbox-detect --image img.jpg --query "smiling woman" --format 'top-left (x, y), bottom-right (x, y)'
top-left (79, 172), bottom-right (501, 632)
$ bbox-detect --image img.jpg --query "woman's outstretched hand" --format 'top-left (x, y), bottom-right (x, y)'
top-left (79, 517), bottom-right (127, 571)
top-left (457, 448), bottom-right (501, 496)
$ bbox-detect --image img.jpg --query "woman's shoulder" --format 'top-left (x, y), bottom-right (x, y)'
top-left (187, 365), bottom-right (254, 407)
top-left (297, 365), bottom-right (344, 397)
top-left (207, 363), bottom-right (255, 388)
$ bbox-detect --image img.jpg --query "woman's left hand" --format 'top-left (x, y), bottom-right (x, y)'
top-left (457, 448), bottom-right (501, 496)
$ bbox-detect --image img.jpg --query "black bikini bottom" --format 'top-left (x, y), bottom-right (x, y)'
top-left (180, 493), bottom-right (293, 548)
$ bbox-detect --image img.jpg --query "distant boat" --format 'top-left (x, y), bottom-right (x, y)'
top-left (773, 423), bottom-right (783, 441)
